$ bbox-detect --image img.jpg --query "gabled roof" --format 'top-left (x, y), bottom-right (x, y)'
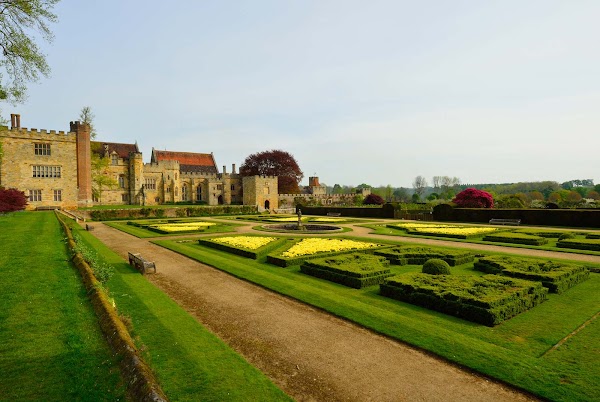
top-left (151, 149), bottom-right (218, 174)
top-left (91, 141), bottom-right (139, 159)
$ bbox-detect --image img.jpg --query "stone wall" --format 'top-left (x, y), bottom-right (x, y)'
top-left (0, 126), bottom-right (79, 210)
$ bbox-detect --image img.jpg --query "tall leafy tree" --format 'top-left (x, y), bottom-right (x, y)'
top-left (81, 106), bottom-right (117, 202)
top-left (0, 1), bottom-right (59, 111)
top-left (412, 175), bottom-right (428, 200)
top-left (239, 149), bottom-right (303, 194)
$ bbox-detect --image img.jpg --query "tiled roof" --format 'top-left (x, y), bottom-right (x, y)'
top-left (152, 150), bottom-right (217, 169)
top-left (180, 164), bottom-right (218, 174)
top-left (91, 141), bottom-right (139, 159)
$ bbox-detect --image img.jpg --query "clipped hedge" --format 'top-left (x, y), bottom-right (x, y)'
top-left (198, 236), bottom-right (285, 259)
top-left (374, 246), bottom-right (474, 266)
top-left (422, 259), bottom-right (451, 275)
top-left (585, 233), bottom-right (600, 239)
top-left (380, 273), bottom-right (548, 326)
top-left (474, 256), bottom-right (589, 294)
top-left (482, 232), bottom-right (548, 246)
top-left (557, 238), bottom-right (600, 252)
top-left (301, 254), bottom-right (392, 288)
top-left (514, 229), bottom-right (574, 238)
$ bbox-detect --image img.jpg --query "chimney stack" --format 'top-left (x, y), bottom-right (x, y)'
top-left (223, 165), bottom-right (227, 174)
top-left (10, 114), bottom-right (20, 129)
top-left (232, 163), bottom-right (236, 174)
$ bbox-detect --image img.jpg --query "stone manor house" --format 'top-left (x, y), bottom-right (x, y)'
top-left (0, 115), bottom-right (278, 210)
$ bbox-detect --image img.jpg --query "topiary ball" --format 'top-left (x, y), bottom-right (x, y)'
top-left (558, 233), bottom-right (576, 240)
top-left (422, 259), bottom-right (451, 275)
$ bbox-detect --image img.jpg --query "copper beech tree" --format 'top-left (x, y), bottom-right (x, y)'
top-left (239, 150), bottom-right (303, 194)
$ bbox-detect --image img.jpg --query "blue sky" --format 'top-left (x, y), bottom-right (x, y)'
top-left (8, 0), bottom-right (600, 187)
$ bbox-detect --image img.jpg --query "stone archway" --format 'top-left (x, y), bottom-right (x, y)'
top-left (218, 195), bottom-right (224, 205)
top-left (264, 200), bottom-right (270, 210)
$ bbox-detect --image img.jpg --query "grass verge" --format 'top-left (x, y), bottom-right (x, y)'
top-left (65, 218), bottom-right (291, 401)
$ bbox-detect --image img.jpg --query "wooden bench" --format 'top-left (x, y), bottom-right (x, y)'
top-left (326, 212), bottom-right (341, 217)
top-left (128, 252), bottom-right (157, 274)
top-left (489, 218), bottom-right (521, 225)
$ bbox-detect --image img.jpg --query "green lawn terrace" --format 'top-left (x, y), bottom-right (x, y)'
top-left (380, 273), bottom-right (548, 326)
top-left (301, 254), bottom-right (393, 288)
top-left (267, 238), bottom-right (384, 267)
top-left (374, 246), bottom-right (474, 266)
top-left (198, 235), bottom-right (286, 259)
top-left (475, 256), bottom-right (590, 293)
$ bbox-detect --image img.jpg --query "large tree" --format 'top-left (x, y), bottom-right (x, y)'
top-left (239, 149), bottom-right (303, 194)
top-left (0, 1), bottom-right (59, 109)
top-left (412, 175), bottom-right (428, 200)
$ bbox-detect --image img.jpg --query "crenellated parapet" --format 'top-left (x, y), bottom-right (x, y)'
top-left (0, 125), bottom-right (72, 140)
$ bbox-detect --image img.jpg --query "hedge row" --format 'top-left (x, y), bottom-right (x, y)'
top-left (514, 229), bottom-right (573, 238)
top-left (482, 232), bottom-right (548, 246)
top-left (198, 237), bottom-right (285, 260)
top-left (374, 246), bottom-right (474, 266)
top-left (474, 256), bottom-right (589, 293)
top-left (586, 233), bottom-right (600, 239)
top-left (380, 273), bottom-right (548, 326)
top-left (88, 205), bottom-right (258, 221)
top-left (301, 254), bottom-right (392, 288)
top-left (557, 238), bottom-right (600, 252)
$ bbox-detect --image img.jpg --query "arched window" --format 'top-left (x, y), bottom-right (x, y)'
top-left (196, 186), bottom-right (202, 201)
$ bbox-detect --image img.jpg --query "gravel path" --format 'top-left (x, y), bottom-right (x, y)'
top-left (85, 219), bottom-right (556, 401)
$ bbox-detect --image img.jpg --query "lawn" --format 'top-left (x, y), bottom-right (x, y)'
top-left (155, 236), bottom-right (600, 401)
top-left (64, 218), bottom-right (291, 401)
top-left (0, 212), bottom-right (126, 400)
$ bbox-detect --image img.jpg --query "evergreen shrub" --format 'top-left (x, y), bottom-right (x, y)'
top-left (557, 238), bottom-right (600, 252)
top-left (380, 273), bottom-right (548, 326)
top-left (301, 254), bottom-right (392, 288)
top-left (422, 259), bottom-right (451, 275)
top-left (375, 246), bottom-right (474, 266)
top-left (483, 232), bottom-right (548, 246)
top-left (474, 255), bottom-right (589, 293)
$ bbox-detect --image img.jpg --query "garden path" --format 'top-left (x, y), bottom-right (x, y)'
top-left (88, 221), bottom-right (539, 402)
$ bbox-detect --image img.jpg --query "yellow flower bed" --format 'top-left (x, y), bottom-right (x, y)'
top-left (394, 223), bottom-right (497, 236)
top-left (211, 236), bottom-right (277, 250)
top-left (411, 227), bottom-right (497, 236)
top-left (150, 222), bottom-right (216, 232)
top-left (281, 238), bottom-right (380, 258)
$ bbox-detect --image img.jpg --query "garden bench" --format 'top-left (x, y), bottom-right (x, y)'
top-left (326, 212), bottom-right (341, 217)
top-left (128, 252), bottom-right (157, 274)
top-left (489, 218), bottom-right (521, 225)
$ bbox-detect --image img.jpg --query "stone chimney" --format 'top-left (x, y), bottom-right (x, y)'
top-left (10, 114), bottom-right (20, 129)
top-left (223, 165), bottom-right (227, 174)
top-left (232, 163), bottom-right (236, 174)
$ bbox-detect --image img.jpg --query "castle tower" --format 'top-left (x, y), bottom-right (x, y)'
top-left (71, 121), bottom-right (93, 206)
top-left (129, 152), bottom-right (144, 205)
